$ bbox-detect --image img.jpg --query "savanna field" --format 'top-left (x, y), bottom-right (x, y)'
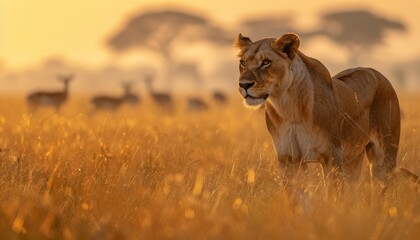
top-left (0, 93), bottom-right (419, 239)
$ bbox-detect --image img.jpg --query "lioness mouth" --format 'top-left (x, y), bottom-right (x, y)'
top-left (245, 94), bottom-right (269, 100)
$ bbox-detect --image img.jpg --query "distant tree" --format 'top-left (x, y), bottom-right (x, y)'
top-left (108, 9), bottom-right (232, 82)
top-left (239, 16), bottom-right (296, 40)
top-left (306, 9), bottom-right (406, 64)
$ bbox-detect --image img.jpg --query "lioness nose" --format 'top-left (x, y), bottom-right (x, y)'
top-left (239, 82), bottom-right (255, 90)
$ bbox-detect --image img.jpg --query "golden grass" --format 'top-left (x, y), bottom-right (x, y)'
top-left (0, 94), bottom-right (419, 239)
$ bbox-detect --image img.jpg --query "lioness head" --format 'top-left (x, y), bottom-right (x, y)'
top-left (234, 33), bottom-right (300, 107)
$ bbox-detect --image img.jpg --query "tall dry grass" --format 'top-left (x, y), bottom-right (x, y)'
top-left (0, 94), bottom-right (419, 239)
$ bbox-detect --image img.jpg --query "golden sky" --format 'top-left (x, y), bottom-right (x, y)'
top-left (1, 0), bottom-right (420, 69)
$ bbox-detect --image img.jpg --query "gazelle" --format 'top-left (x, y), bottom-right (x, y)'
top-left (144, 74), bottom-right (173, 110)
top-left (212, 90), bottom-right (228, 104)
top-left (186, 97), bottom-right (208, 111)
top-left (27, 74), bottom-right (73, 111)
top-left (91, 82), bottom-right (139, 111)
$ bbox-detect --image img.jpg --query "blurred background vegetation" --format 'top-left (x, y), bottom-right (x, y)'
top-left (1, 1), bottom-right (419, 97)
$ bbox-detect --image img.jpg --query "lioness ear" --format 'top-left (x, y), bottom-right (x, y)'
top-left (234, 33), bottom-right (253, 50)
top-left (274, 33), bottom-right (300, 60)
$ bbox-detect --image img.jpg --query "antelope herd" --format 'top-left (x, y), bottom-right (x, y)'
top-left (91, 82), bottom-right (139, 111)
top-left (25, 74), bottom-right (228, 113)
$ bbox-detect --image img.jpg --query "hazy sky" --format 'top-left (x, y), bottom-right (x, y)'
top-left (1, 0), bottom-right (419, 69)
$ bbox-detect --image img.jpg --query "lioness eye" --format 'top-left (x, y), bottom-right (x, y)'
top-left (262, 59), bottom-right (271, 66)
top-left (240, 60), bottom-right (245, 67)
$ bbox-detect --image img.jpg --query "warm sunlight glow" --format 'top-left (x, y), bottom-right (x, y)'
top-left (0, 2), bottom-right (419, 238)
top-left (2, 0), bottom-right (420, 68)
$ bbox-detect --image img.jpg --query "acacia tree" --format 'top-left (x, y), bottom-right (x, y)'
top-left (239, 16), bottom-right (296, 40)
top-left (306, 9), bottom-right (406, 64)
top-left (108, 9), bottom-right (231, 83)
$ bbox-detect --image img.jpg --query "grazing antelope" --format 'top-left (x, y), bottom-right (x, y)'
top-left (212, 90), bottom-right (228, 104)
top-left (91, 82), bottom-right (140, 111)
top-left (144, 74), bottom-right (173, 110)
top-left (27, 74), bottom-right (73, 111)
top-left (186, 97), bottom-right (208, 111)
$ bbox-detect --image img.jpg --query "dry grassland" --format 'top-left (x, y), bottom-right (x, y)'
top-left (0, 94), bottom-right (419, 239)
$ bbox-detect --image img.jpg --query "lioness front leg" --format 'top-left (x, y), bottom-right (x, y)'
top-left (278, 156), bottom-right (309, 203)
top-left (279, 156), bottom-right (299, 188)
top-left (321, 145), bottom-right (345, 201)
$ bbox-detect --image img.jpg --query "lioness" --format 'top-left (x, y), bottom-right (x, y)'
top-left (235, 33), bottom-right (402, 187)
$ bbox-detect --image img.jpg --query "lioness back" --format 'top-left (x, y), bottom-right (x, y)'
top-left (333, 67), bottom-right (400, 181)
